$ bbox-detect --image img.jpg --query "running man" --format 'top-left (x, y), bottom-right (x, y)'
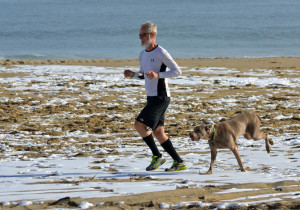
top-left (124, 21), bottom-right (187, 172)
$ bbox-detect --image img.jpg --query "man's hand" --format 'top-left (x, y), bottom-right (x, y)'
top-left (124, 69), bottom-right (134, 78)
top-left (146, 71), bottom-right (159, 80)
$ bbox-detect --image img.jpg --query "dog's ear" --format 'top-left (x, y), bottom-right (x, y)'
top-left (205, 124), bottom-right (212, 132)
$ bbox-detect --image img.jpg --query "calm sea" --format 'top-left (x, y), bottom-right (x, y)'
top-left (0, 0), bottom-right (299, 60)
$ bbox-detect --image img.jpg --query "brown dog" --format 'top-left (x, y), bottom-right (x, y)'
top-left (189, 112), bottom-right (274, 174)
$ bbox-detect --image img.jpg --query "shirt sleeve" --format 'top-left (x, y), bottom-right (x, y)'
top-left (158, 49), bottom-right (182, 78)
top-left (132, 52), bottom-right (145, 79)
top-left (133, 72), bottom-right (145, 79)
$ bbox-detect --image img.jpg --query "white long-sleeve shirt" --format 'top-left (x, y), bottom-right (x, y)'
top-left (133, 45), bottom-right (181, 97)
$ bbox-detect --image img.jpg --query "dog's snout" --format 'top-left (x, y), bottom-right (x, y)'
top-left (189, 132), bottom-right (199, 141)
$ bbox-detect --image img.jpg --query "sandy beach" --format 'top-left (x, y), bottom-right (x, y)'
top-left (0, 57), bottom-right (299, 209)
top-left (1, 56), bottom-right (300, 71)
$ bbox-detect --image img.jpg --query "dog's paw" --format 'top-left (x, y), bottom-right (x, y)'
top-left (199, 171), bottom-right (212, 175)
top-left (269, 138), bottom-right (274, 145)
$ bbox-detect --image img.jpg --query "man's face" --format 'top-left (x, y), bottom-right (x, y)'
top-left (139, 29), bottom-right (152, 49)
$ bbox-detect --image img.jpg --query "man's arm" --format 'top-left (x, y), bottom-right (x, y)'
top-left (158, 49), bottom-right (182, 78)
top-left (124, 69), bottom-right (144, 79)
top-left (123, 52), bottom-right (145, 80)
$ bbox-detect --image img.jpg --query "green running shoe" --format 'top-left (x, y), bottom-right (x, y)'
top-left (146, 155), bottom-right (166, 171)
top-left (165, 161), bottom-right (187, 172)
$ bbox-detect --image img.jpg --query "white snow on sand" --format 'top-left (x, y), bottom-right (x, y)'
top-left (0, 65), bottom-right (299, 208)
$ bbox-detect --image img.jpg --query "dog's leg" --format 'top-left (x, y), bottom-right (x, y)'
top-left (231, 147), bottom-right (245, 172)
top-left (264, 133), bottom-right (274, 153)
top-left (249, 121), bottom-right (273, 153)
top-left (201, 144), bottom-right (217, 175)
top-left (253, 132), bottom-right (273, 153)
top-left (268, 134), bottom-right (274, 145)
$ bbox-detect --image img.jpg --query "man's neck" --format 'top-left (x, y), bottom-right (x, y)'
top-left (146, 43), bottom-right (158, 51)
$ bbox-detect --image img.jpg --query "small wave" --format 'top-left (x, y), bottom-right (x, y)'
top-left (0, 53), bottom-right (88, 60)
top-left (0, 54), bottom-right (46, 60)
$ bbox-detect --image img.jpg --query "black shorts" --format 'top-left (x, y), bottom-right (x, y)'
top-left (136, 96), bottom-right (170, 131)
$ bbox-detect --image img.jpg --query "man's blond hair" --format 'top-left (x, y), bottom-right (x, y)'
top-left (141, 21), bottom-right (157, 34)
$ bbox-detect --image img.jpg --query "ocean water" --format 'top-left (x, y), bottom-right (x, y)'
top-left (0, 0), bottom-right (299, 60)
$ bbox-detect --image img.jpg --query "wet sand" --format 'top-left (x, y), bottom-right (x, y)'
top-left (1, 56), bottom-right (300, 71)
